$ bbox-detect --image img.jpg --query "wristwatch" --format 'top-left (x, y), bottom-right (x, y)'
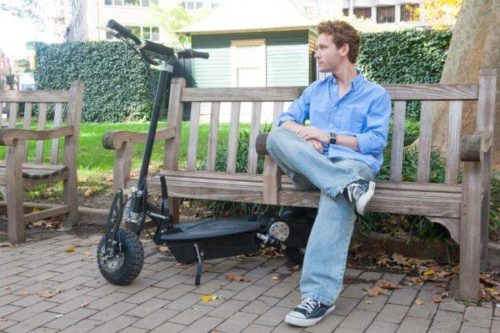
top-left (329, 132), bottom-right (337, 145)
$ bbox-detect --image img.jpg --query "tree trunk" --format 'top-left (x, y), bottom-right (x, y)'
top-left (431, 0), bottom-right (499, 169)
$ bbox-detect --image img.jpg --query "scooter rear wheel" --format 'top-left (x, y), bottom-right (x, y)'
top-left (97, 229), bottom-right (144, 285)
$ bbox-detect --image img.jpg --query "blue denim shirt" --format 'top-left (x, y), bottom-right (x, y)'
top-left (276, 73), bottom-right (391, 174)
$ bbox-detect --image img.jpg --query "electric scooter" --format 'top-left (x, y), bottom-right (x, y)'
top-left (97, 20), bottom-right (316, 286)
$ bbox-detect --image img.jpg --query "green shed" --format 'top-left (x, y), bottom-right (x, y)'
top-left (178, 0), bottom-right (317, 88)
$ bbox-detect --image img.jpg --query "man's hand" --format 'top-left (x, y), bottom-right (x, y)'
top-left (297, 126), bottom-right (329, 144)
top-left (307, 139), bottom-right (324, 153)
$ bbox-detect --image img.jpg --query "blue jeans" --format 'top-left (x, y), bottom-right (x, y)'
top-left (266, 127), bottom-right (374, 306)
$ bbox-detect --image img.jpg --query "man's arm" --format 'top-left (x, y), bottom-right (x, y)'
top-left (296, 126), bottom-right (360, 151)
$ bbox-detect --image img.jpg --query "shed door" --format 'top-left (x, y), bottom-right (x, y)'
top-left (230, 39), bottom-right (266, 87)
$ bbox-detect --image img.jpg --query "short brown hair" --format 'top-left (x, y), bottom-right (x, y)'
top-left (317, 20), bottom-right (361, 63)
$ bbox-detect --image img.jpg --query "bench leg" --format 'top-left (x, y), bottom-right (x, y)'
top-left (459, 161), bottom-right (482, 302)
top-left (169, 198), bottom-right (180, 224)
top-left (63, 172), bottom-right (79, 231)
top-left (6, 145), bottom-right (25, 243)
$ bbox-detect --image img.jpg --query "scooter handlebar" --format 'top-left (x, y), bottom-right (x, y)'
top-left (177, 49), bottom-right (210, 59)
top-left (107, 19), bottom-right (141, 45)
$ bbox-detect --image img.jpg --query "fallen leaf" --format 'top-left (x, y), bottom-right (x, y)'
top-left (0, 317), bottom-right (6, 322)
top-left (0, 242), bottom-right (16, 249)
top-left (83, 188), bottom-right (93, 198)
top-left (392, 253), bottom-right (410, 266)
top-left (363, 286), bottom-right (387, 297)
top-left (379, 280), bottom-right (401, 290)
top-left (292, 265), bottom-right (300, 270)
top-left (80, 303), bottom-right (89, 308)
top-left (271, 276), bottom-right (280, 281)
top-left (38, 289), bottom-right (63, 298)
top-left (158, 246), bottom-right (170, 253)
top-left (82, 251), bottom-right (93, 257)
top-left (65, 246), bottom-right (76, 253)
top-left (3, 286), bottom-right (10, 290)
top-left (432, 296), bottom-right (443, 304)
top-left (201, 294), bottom-right (218, 302)
top-left (17, 290), bottom-right (31, 296)
top-left (414, 299), bottom-right (425, 305)
top-left (32, 207), bottom-right (41, 213)
top-left (364, 300), bottom-right (374, 304)
top-left (423, 269), bottom-right (435, 277)
top-left (224, 274), bottom-right (251, 282)
top-left (405, 276), bottom-right (424, 286)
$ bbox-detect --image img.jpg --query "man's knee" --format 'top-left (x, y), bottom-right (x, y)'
top-left (266, 127), bottom-right (293, 153)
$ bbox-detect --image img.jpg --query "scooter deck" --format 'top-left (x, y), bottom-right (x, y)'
top-left (161, 218), bottom-right (261, 240)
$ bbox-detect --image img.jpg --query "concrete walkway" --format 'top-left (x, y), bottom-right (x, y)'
top-left (0, 232), bottom-right (498, 333)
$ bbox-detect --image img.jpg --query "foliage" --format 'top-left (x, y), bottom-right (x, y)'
top-left (0, 0), bottom-right (66, 38)
top-left (423, 0), bottom-right (462, 28)
top-left (358, 29), bottom-right (452, 85)
top-left (34, 41), bottom-right (154, 122)
top-left (151, 0), bottom-right (212, 47)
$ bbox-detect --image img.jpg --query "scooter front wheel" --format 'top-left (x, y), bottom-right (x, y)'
top-left (97, 229), bottom-right (144, 285)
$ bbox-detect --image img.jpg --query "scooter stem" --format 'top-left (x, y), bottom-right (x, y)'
top-left (137, 60), bottom-right (174, 191)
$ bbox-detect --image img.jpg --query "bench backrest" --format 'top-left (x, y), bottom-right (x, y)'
top-left (0, 82), bottom-right (84, 164)
top-left (165, 69), bottom-right (496, 188)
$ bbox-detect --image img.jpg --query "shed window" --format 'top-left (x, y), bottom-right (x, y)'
top-left (377, 6), bottom-right (395, 23)
top-left (230, 39), bottom-right (266, 87)
top-left (354, 7), bottom-right (371, 19)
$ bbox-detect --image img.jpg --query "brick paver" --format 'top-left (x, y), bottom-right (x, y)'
top-left (0, 232), bottom-right (496, 332)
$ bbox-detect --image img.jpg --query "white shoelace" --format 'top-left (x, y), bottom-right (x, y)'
top-left (296, 298), bottom-right (319, 313)
top-left (348, 183), bottom-right (365, 202)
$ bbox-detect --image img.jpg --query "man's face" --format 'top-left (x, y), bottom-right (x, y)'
top-left (314, 33), bottom-right (348, 73)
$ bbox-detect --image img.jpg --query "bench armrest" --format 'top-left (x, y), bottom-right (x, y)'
top-left (460, 130), bottom-right (492, 162)
top-left (102, 126), bottom-right (176, 150)
top-left (255, 133), bottom-right (269, 155)
top-left (0, 126), bottom-right (74, 146)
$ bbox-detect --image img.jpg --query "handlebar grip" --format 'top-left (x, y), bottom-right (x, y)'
top-left (107, 19), bottom-right (141, 45)
top-left (143, 40), bottom-right (174, 57)
top-left (177, 49), bottom-right (210, 59)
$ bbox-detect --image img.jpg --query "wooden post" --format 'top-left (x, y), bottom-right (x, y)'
top-left (62, 81), bottom-right (84, 230)
top-left (164, 78), bottom-right (186, 224)
top-left (6, 139), bottom-right (25, 243)
top-left (459, 160), bottom-right (482, 302)
top-left (476, 69), bottom-right (496, 271)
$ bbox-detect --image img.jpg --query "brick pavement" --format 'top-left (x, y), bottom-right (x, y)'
top-left (0, 232), bottom-right (498, 333)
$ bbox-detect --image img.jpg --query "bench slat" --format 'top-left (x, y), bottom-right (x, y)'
top-left (262, 101), bottom-right (284, 204)
top-left (390, 101), bottom-right (406, 182)
top-left (50, 103), bottom-right (63, 164)
top-left (445, 101), bottom-right (463, 184)
top-left (386, 84), bottom-right (478, 100)
top-left (181, 87), bottom-right (304, 102)
top-left (207, 102), bottom-right (220, 172)
top-left (8, 102), bottom-right (18, 129)
top-left (186, 102), bottom-right (200, 171)
top-left (417, 101), bottom-right (433, 183)
top-left (22, 102), bottom-right (33, 162)
top-left (247, 102), bottom-right (262, 175)
top-left (35, 103), bottom-right (48, 163)
top-left (0, 91), bottom-right (71, 103)
top-left (226, 102), bottom-right (241, 173)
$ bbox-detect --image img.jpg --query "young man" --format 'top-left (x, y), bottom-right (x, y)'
top-left (266, 20), bottom-right (391, 327)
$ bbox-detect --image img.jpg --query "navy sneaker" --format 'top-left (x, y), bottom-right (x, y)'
top-left (346, 179), bottom-right (376, 216)
top-left (285, 297), bottom-right (335, 327)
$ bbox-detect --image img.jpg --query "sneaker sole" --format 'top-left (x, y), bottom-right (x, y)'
top-left (355, 181), bottom-right (376, 216)
top-left (285, 305), bottom-right (335, 327)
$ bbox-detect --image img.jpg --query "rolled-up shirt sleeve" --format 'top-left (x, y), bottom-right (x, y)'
top-left (276, 85), bottom-right (312, 127)
top-left (356, 91), bottom-right (391, 155)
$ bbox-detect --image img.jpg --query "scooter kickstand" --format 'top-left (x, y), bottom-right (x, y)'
top-left (194, 244), bottom-right (204, 285)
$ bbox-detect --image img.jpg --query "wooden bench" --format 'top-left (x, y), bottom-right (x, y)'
top-left (0, 82), bottom-right (84, 243)
top-left (104, 69), bottom-right (496, 301)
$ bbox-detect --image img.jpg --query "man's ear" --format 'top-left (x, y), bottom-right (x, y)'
top-left (340, 43), bottom-right (349, 57)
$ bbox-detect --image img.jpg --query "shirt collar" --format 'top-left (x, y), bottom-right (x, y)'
top-left (330, 68), bottom-right (365, 91)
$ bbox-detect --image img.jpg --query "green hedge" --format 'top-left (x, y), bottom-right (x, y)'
top-left (35, 42), bottom-right (153, 122)
top-left (34, 29), bottom-right (451, 122)
top-left (358, 30), bottom-right (451, 84)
